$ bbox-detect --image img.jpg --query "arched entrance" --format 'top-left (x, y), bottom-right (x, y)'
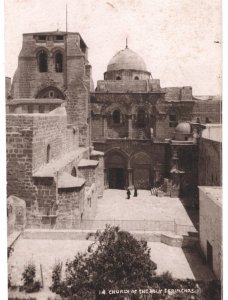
top-left (105, 151), bottom-right (127, 189)
top-left (131, 152), bottom-right (152, 189)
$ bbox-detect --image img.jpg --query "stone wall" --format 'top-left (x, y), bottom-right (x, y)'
top-left (6, 115), bottom-right (37, 205)
top-left (198, 138), bottom-right (221, 186)
top-left (199, 187), bottom-right (222, 280)
top-left (57, 186), bottom-right (85, 224)
top-left (192, 100), bottom-right (221, 123)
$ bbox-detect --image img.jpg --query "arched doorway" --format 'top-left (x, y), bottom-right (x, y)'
top-left (131, 152), bottom-right (152, 189)
top-left (105, 151), bottom-right (127, 189)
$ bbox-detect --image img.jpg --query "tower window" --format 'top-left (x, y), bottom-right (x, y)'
top-left (28, 105), bottom-right (33, 114)
top-left (116, 76), bottom-right (121, 80)
top-left (134, 76), bottom-right (139, 80)
top-left (55, 52), bottom-right (63, 73)
top-left (113, 110), bottom-right (121, 124)
top-left (37, 35), bottom-right (47, 41)
top-left (38, 51), bottom-right (48, 72)
top-left (47, 144), bottom-right (51, 163)
top-left (137, 109), bottom-right (146, 127)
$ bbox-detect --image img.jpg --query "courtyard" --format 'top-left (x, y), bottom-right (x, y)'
top-left (92, 189), bottom-right (198, 232)
top-left (8, 236), bottom-right (214, 299)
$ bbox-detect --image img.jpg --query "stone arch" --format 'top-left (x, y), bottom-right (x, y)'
top-left (130, 151), bottom-right (152, 189)
top-left (36, 86), bottom-right (65, 99)
top-left (36, 48), bottom-right (49, 73)
top-left (105, 149), bottom-right (129, 189)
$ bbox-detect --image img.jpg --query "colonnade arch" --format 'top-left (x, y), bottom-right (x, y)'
top-left (104, 149), bottom-right (153, 190)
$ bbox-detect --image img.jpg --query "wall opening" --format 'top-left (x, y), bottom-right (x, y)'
top-left (134, 76), bottom-right (139, 80)
top-left (38, 51), bottom-right (48, 72)
top-left (169, 113), bottom-right (178, 128)
top-left (113, 110), bottom-right (121, 124)
top-left (116, 76), bottom-right (121, 80)
top-left (55, 52), bottom-right (63, 73)
top-left (137, 109), bottom-right (146, 128)
top-left (71, 167), bottom-right (77, 177)
top-left (46, 144), bottom-right (51, 163)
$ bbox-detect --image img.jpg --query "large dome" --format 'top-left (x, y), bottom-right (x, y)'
top-left (107, 48), bottom-right (147, 72)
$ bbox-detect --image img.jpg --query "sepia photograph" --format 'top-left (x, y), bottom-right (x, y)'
top-left (4, 0), bottom-right (222, 299)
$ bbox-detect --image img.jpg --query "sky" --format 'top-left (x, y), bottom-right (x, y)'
top-left (5, 0), bottom-right (222, 94)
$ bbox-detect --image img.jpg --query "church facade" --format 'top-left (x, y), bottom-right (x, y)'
top-left (90, 45), bottom-right (221, 197)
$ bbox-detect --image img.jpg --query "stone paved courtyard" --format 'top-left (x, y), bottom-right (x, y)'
top-left (9, 237), bottom-right (214, 290)
top-left (95, 189), bottom-right (197, 226)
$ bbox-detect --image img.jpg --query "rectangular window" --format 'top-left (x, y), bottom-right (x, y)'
top-left (37, 35), bottom-right (47, 41)
top-left (28, 106), bottom-right (33, 114)
top-left (55, 35), bottom-right (64, 41)
top-left (169, 114), bottom-right (178, 127)
top-left (39, 105), bottom-right (44, 113)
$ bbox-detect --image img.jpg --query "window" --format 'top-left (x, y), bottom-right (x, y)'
top-left (47, 145), bottom-right (51, 163)
top-left (55, 35), bottom-right (64, 41)
top-left (37, 35), bottom-right (46, 41)
top-left (49, 90), bottom-right (54, 98)
top-left (38, 51), bottom-right (48, 72)
top-left (55, 52), bottom-right (63, 73)
top-left (113, 110), bottom-right (121, 124)
top-left (28, 105), bottom-right (33, 114)
top-left (137, 109), bottom-right (146, 127)
top-left (71, 167), bottom-right (77, 177)
top-left (134, 76), bottom-right (139, 80)
top-left (169, 114), bottom-right (178, 127)
top-left (116, 76), bottom-right (121, 80)
top-left (196, 117), bottom-right (201, 123)
top-left (39, 105), bottom-right (44, 113)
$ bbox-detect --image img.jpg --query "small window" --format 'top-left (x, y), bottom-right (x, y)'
top-left (71, 167), bottom-right (77, 177)
top-left (137, 109), bottom-right (146, 128)
top-left (55, 52), bottom-right (63, 73)
top-left (134, 76), bottom-right (139, 80)
top-left (28, 106), bottom-right (33, 114)
top-left (39, 105), bottom-right (44, 113)
top-left (47, 144), bottom-right (51, 163)
top-left (37, 35), bottom-right (46, 41)
top-left (38, 51), bottom-right (48, 72)
top-left (55, 35), bottom-right (64, 41)
top-left (116, 76), bottom-right (121, 80)
top-left (113, 110), bottom-right (121, 124)
top-left (49, 91), bottom-right (54, 98)
top-left (169, 114), bottom-right (178, 127)
top-left (196, 117), bottom-right (201, 123)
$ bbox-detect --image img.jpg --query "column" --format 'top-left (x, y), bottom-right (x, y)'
top-left (127, 168), bottom-right (133, 187)
top-left (103, 116), bottom-right (108, 139)
top-left (128, 115), bottom-right (133, 139)
top-left (104, 168), bottom-right (109, 189)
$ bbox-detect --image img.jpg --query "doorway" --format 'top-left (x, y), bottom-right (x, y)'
top-left (207, 240), bottom-right (213, 270)
top-left (108, 168), bottom-right (125, 189)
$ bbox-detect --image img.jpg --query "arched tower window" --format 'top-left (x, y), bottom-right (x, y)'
top-left (38, 51), bottom-right (48, 72)
top-left (113, 110), bottom-right (121, 124)
top-left (46, 144), bottom-right (51, 163)
top-left (116, 76), bottom-right (121, 80)
top-left (137, 109), bottom-right (146, 127)
top-left (71, 167), bottom-right (77, 177)
top-left (55, 52), bottom-right (63, 73)
top-left (134, 76), bottom-right (139, 80)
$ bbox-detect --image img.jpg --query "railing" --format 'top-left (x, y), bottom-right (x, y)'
top-left (25, 218), bottom-right (197, 235)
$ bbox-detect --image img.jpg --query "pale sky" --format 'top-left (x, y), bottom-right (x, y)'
top-left (4, 0), bottom-right (221, 95)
